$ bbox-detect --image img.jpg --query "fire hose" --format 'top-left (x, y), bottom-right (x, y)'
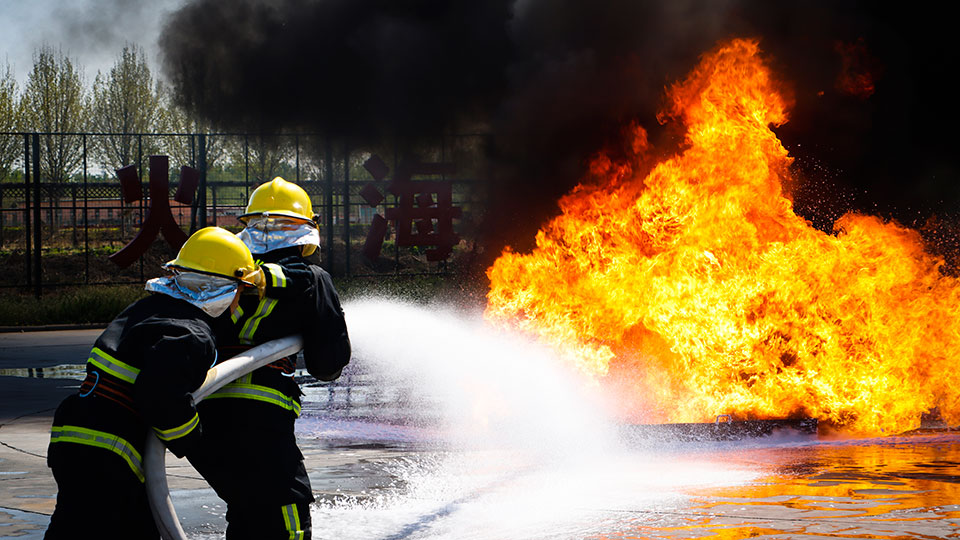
top-left (145, 335), bottom-right (304, 540)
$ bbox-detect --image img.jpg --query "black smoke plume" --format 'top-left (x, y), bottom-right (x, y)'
top-left (160, 0), bottom-right (513, 136)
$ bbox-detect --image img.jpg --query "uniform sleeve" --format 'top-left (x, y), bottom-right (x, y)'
top-left (133, 333), bottom-right (215, 458)
top-left (261, 259), bottom-right (317, 300)
top-left (302, 266), bottom-right (351, 381)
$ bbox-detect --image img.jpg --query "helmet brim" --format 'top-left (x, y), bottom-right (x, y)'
top-left (238, 211), bottom-right (316, 224)
top-left (164, 262), bottom-right (261, 287)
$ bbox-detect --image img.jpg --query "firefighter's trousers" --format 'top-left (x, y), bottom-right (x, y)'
top-left (45, 441), bottom-right (159, 539)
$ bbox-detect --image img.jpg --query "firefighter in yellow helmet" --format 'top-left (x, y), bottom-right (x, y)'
top-left (188, 177), bottom-right (351, 540)
top-left (44, 227), bottom-right (262, 540)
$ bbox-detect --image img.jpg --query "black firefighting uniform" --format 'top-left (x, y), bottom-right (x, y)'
top-left (188, 247), bottom-right (351, 540)
top-left (45, 293), bottom-right (218, 540)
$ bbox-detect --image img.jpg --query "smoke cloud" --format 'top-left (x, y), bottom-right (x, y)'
top-left (160, 0), bottom-right (514, 136)
top-left (159, 0), bottom-right (960, 266)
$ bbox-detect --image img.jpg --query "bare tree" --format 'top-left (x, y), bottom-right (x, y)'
top-left (20, 46), bottom-right (87, 183)
top-left (90, 45), bottom-right (162, 170)
top-left (297, 135), bottom-right (333, 183)
top-left (159, 83), bottom-right (227, 170)
top-left (0, 63), bottom-right (22, 181)
top-left (228, 133), bottom-right (294, 186)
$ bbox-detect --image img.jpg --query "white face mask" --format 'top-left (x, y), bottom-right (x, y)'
top-left (145, 271), bottom-right (239, 317)
top-left (236, 215), bottom-right (320, 255)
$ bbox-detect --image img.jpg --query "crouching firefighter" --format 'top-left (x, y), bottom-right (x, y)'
top-left (44, 227), bottom-right (264, 539)
top-left (188, 177), bottom-right (351, 540)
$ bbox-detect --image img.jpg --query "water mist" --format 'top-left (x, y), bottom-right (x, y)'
top-left (294, 297), bottom-right (761, 540)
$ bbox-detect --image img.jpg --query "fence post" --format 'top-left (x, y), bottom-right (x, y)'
top-left (343, 141), bottom-right (351, 275)
top-left (189, 135), bottom-right (198, 234)
top-left (32, 133), bottom-right (42, 299)
top-left (138, 135), bottom-right (144, 283)
top-left (83, 134), bottom-right (89, 284)
top-left (324, 136), bottom-right (334, 273)
top-left (198, 134), bottom-right (207, 227)
top-left (23, 134), bottom-right (31, 290)
top-left (244, 134), bottom-right (250, 203)
top-left (71, 184), bottom-right (77, 247)
top-left (394, 138), bottom-right (400, 272)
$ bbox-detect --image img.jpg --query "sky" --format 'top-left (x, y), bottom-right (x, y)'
top-left (0, 0), bottom-right (185, 85)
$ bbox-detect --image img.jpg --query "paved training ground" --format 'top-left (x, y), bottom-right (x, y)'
top-left (0, 330), bottom-right (405, 538)
top-left (2, 329), bottom-right (959, 539)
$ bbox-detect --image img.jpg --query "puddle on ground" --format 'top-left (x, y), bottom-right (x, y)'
top-left (0, 364), bottom-right (85, 379)
top-left (580, 435), bottom-right (960, 540)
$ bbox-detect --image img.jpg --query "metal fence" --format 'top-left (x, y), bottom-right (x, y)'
top-left (0, 132), bottom-right (488, 296)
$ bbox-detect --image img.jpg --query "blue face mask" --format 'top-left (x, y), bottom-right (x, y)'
top-left (145, 271), bottom-right (238, 317)
top-left (236, 215), bottom-right (320, 255)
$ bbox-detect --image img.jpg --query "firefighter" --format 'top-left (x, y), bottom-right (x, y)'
top-left (188, 177), bottom-right (351, 540)
top-left (44, 227), bottom-right (263, 539)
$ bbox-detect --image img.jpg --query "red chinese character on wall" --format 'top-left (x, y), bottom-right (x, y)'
top-left (360, 156), bottom-right (461, 264)
top-left (109, 155), bottom-right (199, 268)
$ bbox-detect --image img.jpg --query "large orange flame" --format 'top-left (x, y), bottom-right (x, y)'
top-left (484, 39), bottom-right (960, 435)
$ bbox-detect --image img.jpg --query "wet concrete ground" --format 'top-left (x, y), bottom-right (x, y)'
top-left (612, 435), bottom-right (960, 539)
top-left (2, 329), bottom-right (959, 539)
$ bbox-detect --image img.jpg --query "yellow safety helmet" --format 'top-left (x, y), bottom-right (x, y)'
top-left (165, 226), bottom-right (263, 286)
top-left (239, 176), bottom-right (315, 223)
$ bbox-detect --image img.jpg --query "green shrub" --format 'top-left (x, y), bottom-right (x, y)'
top-left (0, 285), bottom-right (147, 326)
top-left (0, 275), bottom-right (487, 327)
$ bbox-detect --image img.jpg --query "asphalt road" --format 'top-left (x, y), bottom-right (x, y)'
top-left (0, 329), bottom-right (100, 370)
top-left (0, 329), bottom-right (98, 423)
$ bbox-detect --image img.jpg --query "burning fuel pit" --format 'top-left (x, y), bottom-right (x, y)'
top-left (484, 38), bottom-right (960, 437)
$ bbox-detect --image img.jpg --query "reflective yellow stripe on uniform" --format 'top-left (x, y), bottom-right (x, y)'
top-left (263, 263), bottom-right (288, 288)
top-left (206, 382), bottom-right (301, 417)
top-left (50, 425), bottom-right (145, 482)
top-left (153, 412), bottom-right (200, 442)
top-left (281, 504), bottom-right (304, 540)
top-left (239, 297), bottom-right (278, 344)
top-left (231, 304), bottom-right (245, 324)
top-left (87, 347), bottom-right (140, 384)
